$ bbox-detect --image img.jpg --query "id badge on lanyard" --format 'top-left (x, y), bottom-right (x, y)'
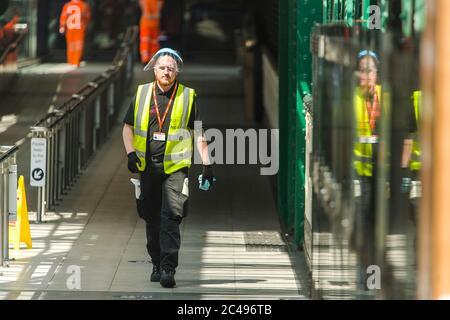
top-left (152, 81), bottom-right (177, 143)
top-left (153, 132), bottom-right (166, 141)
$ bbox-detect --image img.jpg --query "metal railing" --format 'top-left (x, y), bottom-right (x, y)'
top-left (0, 145), bottom-right (18, 267)
top-left (30, 26), bottom-right (138, 222)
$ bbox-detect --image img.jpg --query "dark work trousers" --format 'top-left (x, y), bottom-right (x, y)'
top-left (136, 160), bottom-right (188, 272)
top-left (354, 175), bottom-right (376, 291)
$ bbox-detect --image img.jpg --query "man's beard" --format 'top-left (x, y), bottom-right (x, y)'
top-left (160, 77), bottom-right (174, 85)
top-left (360, 84), bottom-right (375, 97)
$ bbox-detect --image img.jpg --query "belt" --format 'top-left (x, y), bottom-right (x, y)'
top-left (149, 154), bottom-right (164, 163)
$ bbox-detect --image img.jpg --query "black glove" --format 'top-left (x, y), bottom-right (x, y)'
top-left (202, 164), bottom-right (215, 187)
top-left (127, 152), bottom-right (141, 173)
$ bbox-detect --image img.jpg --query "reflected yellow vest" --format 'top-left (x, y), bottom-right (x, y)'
top-left (354, 85), bottom-right (382, 177)
top-left (410, 90), bottom-right (422, 171)
top-left (133, 82), bottom-right (195, 173)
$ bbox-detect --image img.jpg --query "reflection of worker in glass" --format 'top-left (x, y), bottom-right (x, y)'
top-left (139, 0), bottom-right (164, 64)
top-left (353, 50), bottom-right (416, 291)
top-left (0, 2), bottom-right (20, 64)
top-left (409, 90), bottom-right (422, 219)
top-left (59, 0), bottom-right (91, 67)
top-left (353, 50), bottom-right (381, 291)
top-left (0, 15), bottom-right (19, 45)
top-left (354, 50), bottom-right (381, 204)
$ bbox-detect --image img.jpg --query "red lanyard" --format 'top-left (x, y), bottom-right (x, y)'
top-left (366, 91), bottom-right (380, 131)
top-left (153, 81), bottom-right (178, 132)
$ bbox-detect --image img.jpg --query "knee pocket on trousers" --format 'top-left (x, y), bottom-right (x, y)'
top-left (165, 187), bottom-right (188, 220)
top-left (136, 198), bottom-right (150, 223)
top-left (136, 196), bottom-right (160, 224)
top-left (178, 193), bottom-right (188, 219)
top-left (171, 215), bottom-right (183, 225)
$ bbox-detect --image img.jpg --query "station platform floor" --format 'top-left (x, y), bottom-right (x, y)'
top-left (0, 60), bottom-right (310, 300)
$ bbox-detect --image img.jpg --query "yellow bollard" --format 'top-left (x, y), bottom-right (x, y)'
top-left (9, 175), bottom-right (32, 250)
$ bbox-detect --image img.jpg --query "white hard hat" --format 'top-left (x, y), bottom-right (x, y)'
top-left (143, 48), bottom-right (184, 72)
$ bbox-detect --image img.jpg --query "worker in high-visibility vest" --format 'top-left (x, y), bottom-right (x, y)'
top-left (122, 48), bottom-right (215, 288)
top-left (352, 50), bottom-right (416, 291)
top-left (352, 50), bottom-right (382, 292)
top-left (139, 0), bottom-right (164, 64)
top-left (409, 90), bottom-right (422, 219)
top-left (410, 90), bottom-right (422, 173)
top-left (353, 50), bottom-right (382, 180)
top-left (59, 0), bottom-right (91, 67)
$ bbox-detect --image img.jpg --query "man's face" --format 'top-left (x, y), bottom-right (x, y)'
top-left (154, 55), bottom-right (178, 87)
top-left (358, 56), bottom-right (378, 90)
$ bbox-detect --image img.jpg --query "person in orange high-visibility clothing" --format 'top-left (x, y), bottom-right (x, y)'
top-left (0, 15), bottom-right (20, 63)
top-left (2, 15), bottom-right (19, 33)
top-left (59, 0), bottom-right (91, 67)
top-left (139, 0), bottom-right (164, 64)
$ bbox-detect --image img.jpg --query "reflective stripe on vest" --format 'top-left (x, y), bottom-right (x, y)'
top-left (143, 14), bottom-right (159, 19)
top-left (133, 82), bottom-right (195, 173)
top-left (354, 85), bottom-right (382, 177)
top-left (410, 90), bottom-right (422, 171)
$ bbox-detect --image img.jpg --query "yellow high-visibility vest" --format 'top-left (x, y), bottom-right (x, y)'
top-left (410, 90), bottom-right (422, 171)
top-left (133, 81), bottom-right (195, 173)
top-left (354, 85), bottom-right (382, 177)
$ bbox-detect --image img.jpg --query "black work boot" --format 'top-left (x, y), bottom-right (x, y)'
top-left (160, 269), bottom-right (176, 288)
top-left (150, 265), bottom-right (161, 282)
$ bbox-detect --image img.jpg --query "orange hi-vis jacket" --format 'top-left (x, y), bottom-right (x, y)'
top-left (0, 15), bottom-right (20, 63)
top-left (139, 0), bottom-right (164, 28)
top-left (139, 0), bottom-right (164, 63)
top-left (3, 15), bottom-right (19, 31)
top-left (60, 0), bottom-right (91, 33)
top-left (59, 0), bottom-right (91, 66)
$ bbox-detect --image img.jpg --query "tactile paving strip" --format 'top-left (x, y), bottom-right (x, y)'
top-left (244, 231), bottom-right (287, 252)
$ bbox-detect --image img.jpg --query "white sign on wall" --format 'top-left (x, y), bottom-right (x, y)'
top-left (30, 138), bottom-right (47, 187)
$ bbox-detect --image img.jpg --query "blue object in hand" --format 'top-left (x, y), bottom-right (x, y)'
top-left (198, 174), bottom-right (216, 191)
top-left (401, 177), bottom-right (411, 193)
